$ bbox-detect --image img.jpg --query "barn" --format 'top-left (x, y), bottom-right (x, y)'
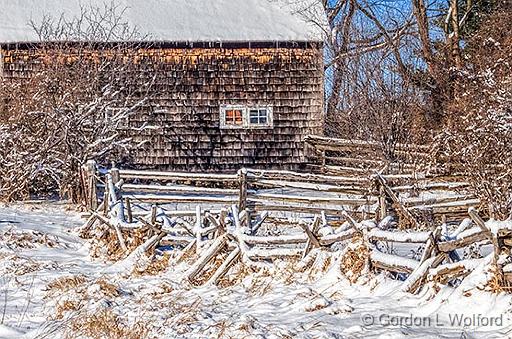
top-left (0, 0), bottom-right (324, 172)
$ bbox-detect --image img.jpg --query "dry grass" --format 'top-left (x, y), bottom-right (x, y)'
top-left (133, 253), bottom-right (171, 276)
top-left (280, 259), bottom-right (300, 285)
top-left (322, 256), bottom-right (333, 272)
top-left (328, 290), bottom-right (344, 301)
top-left (88, 226), bottom-right (117, 259)
top-left (55, 300), bottom-right (81, 320)
top-left (298, 250), bottom-right (335, 282)
top-left (64, 308), bottom-right (151, 339)
top-left (245, 269), bottom-right (275, 296)
top-left (88, 225), bottom-right (152, 262)
top-left (126, 228), bottom-right (150, 253)
top-left (487, 267), bottom-right (512, 294)
top-left (296, 251), bottom-right (318, 273)
top-left (3, 256), bottom-right (43, 276)
top-left (189, 250), bottom-right (229, 286)
top-left (217, 262), bottom-right (253, 288)
top-left (147, 282), bottom-right (174, 298)
top-left (429, 266), bottom-right (468, 286)
top-left (96, 278), bottom-right (121, 298)
top-left (304, 298), bottom-right (330, 312)
top-left (340, 237), bottom-right (369, 283)
top-left (0, 228), bottom-right (60, 249)
top-left (47, 275), bottom-right (88, 295)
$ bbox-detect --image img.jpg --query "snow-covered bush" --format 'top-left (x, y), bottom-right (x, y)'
top-left (0, 4), bottom-right (151, 202)
top-left (431, 6), bottom-right (512, 218)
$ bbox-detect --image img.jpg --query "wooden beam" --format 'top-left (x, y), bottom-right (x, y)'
top-left (318, 229), bottom-right (358, 246)
top-left (300, 216), bottom-right (321, 247)
top-left (246, 168), bottom-right (368, 185)
top-left (376, 174), bottom-right (418, 228)
top-left (250, 203), bottom-right (376, 216)
top-left (370, 250), bottom-right (419, 274)
top-left (468, 207), bottom-right (501, 277)
top-left (238, 168), bottom-right (248, 211)
top-left (250, 193), bottom-right (375, 206)
top-left (250, 179), bottom-right (367, 194)
top-left (243, 234), bottom-right (307, 245)
top-left (186, 234), bottom-right (229, 282)
top-left (304, 134), bottom-right (430, 152)
top-left (368, 229), bottom-right (430, 244)
top-left (119, 169), bottom-right (238, 182)
top-left (437, 228), bottom-right (489, 252)
top-left (403, 253), bottom-right (446, 294)
top-left (121, 183), bottom-right (239, 195)
top-left (123, 194), bottom-right (238, 204)
top-left (208, 247), bottom-right (241, 286)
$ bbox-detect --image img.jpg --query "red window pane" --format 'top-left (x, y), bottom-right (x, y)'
top-left (226, 109), bottom-right (243, 125)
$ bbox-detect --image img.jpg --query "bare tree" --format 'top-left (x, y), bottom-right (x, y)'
top-left (292, 0), bottom-right (495, 154)
top-left (430, 3), bottom-right (512, 218)
top-left (0, 3), bottom-right (154, 202)
top-left (292, 0), bottom-right (427, 164)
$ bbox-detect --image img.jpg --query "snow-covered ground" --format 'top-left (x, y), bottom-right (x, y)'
top-left (0, 203), bottom-right (511, 338)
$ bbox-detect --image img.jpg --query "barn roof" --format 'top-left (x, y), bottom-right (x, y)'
top-left (0, 0), bottom-right (324, 44)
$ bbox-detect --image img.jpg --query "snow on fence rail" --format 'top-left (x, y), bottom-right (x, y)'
top-left (367, 211), bottom-right (512, 293)
top-left (90, 166), bottom-right (377, 220)
top-left (304, 134), bottom-right (429, 175)
top-left (80, 160), bottom-right (480, 229)
top-left (78, 161), bottom-right (512, 292)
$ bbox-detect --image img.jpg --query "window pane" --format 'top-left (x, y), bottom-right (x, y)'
top-left (226, 109), bottom-right (243, 125)
top-left (235, 110), bottom-right (243, 124)
top-left (248, 108), bottom-right (269, 125)
top-left (226, 110), bottom-right (234, 122)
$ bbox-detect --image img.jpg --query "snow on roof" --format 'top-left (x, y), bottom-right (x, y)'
top-left (0, 0), bottom-right (324, 44)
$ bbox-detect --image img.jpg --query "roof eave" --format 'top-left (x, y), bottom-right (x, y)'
top-left (0, 39), bottom-right (324, 51)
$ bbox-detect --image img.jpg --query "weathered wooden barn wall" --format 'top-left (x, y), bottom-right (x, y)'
top-left (0, 43), bottom-right (324, 171)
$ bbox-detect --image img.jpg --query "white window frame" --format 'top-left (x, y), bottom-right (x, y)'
top-left (220, 105), bottom-right (273, 129)
top-left (247, 107), bottom-right (273, 128)
top-left (219, 105), bottom-right (247, 129)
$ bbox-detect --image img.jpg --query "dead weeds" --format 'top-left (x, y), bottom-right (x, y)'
top-left (54, 300), bottom-right (82, 320)
top-left (133, 253), bottom-right (171, 277)
top-left (47, 275), bottom-right (88, 295)
top-left (0, 227), bottom-right (61, 249)
top-left (64, 308), bottom-right (151, 339)
top-left (340, 237), bottom-right (370, 283)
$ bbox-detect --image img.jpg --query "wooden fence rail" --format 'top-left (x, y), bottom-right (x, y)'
top-left (88, 165), bottom-right (379, 222)
top-left (78, 163), bottom-right (512, 293)
top-left (81, 160), bottom-right (481, 229)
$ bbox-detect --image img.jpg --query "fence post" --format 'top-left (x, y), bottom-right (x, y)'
top-left (125, 197), bottom-right (133, 223)
top-left (110, 166), bottom-right (120, 186)
top-left (238, 168), bottom-right (248, 212)
top-left (82, 160), bottom-right (98, 211)
top-left (379, 183), bottom-right (387, 221)
top-left (195, 205), bottom-right (204, 254)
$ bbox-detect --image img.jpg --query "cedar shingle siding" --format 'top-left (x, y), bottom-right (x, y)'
top-left (1, 43), bottom-right (324, 171)
top-left (129, 46), bottom-right (324, 171)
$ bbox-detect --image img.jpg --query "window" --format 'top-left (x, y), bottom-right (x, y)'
top-left (220, 105), bottom-right (273, 129)
top-left (249, 108), bottom-right (269, 125)
top-left (225, 108), bottom-right (244, 126)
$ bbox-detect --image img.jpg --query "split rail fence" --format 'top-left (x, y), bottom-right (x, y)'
top-left (78, 161), bottom-right (512, 293)
top-left (78, 148), bottom-right (506, 292)
top-left (304, 134), bottom-right (430, 175)
top-left (81, 159), bottom-right (480, 229)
